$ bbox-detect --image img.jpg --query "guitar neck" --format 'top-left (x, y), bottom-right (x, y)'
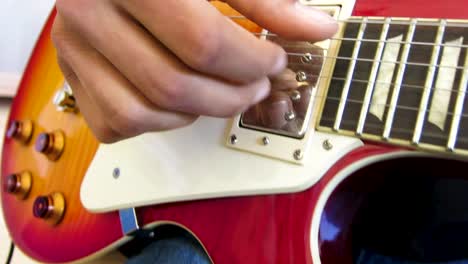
top-left (317, 17), bottom-right (468, 156)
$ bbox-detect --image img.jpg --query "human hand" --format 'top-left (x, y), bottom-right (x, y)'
top-left (52, 0), bottom-right (337, 143)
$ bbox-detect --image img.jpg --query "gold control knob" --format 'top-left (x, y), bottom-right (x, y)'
top-left (35, 130), bottom-right (65, 161)
top-left (33, 192), bottom-right (65, 225)
top-left (3, 171), bottom-right (32, 199)
top-left (53, 88), bottom-right (76, 112)
top-left (6, 120), bottom-right (34, 144)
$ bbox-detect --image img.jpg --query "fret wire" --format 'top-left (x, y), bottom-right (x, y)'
top-left (447, 49), bottom-right (468, 151)
top-left (412, 20), bottom-right (446, 144)
top-left (333, 18), bottom-right (368, 131)
top-left (286, 52), bottom-right (468, 70)
top-left (356, 18), bottom-right (391, 135)
top-left (383, 19), bottom-right (417, 139)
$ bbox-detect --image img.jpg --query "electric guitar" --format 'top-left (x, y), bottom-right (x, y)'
top-left (2, 0), bottom-right (468, 263)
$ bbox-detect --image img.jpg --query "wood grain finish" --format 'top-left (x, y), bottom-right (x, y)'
top-left (136, 145), bottom-right (394, 264)
top-left (0, 10), bottom-right (123, 263)
top-left (1, 0), bottom-right (467, 263)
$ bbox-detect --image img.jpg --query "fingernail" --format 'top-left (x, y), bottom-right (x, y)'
top-left (295, 3), bottom-right (337, 25)
top-left (253, 82), bottom-right (271, 104)
top-left (270, 68), bottom-right (300, 91)
top-left (269, 49), bottom-right (288, 76)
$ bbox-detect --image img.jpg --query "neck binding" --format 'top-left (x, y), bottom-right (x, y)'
top-left (317, 17), bottom-right (468, 156)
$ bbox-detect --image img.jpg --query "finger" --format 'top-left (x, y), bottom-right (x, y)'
top-left (223, 0), bottom-right (338, 41)
top-left (52, 16), bottom-right (197, 142)
top-left (115, 0), bottom-right (286, 83)
top-left (57, 56), bottom-right (123, 142)
top-left (259, 90), bottom-right (294, 129)
top-left (270, 68), bottom-right (300, 91)
top-left (52, 9), bottom-right (272, 117)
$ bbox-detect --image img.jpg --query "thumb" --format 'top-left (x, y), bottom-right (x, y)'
top-left (223, 0), bottom-right (338, 41)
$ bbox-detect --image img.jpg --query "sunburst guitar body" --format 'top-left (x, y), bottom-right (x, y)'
top-left (2, 0), bottom-right (468, 263)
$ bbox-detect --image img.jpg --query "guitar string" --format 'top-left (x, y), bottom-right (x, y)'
top-left (257, 34), bottom-right (468, 49)
top-left (228, 15), bottom-right (468, 28)
top-left (264, 62), bottom-right (468, 117)
top-left (227, 15), bottom-right (468, 48)
top-left (288, 72), bottom-right (467, 95)
top-left (274, 57), bottom-right (467, 95)
top-left (261, 98), bottom-right (468, 144)
top-left (325, 96), bottom-right (468, 118)
top-left (285, 52), bottom-right (468, 70)
top-left (248, 98), bottom-right (468, 144)
top-left (250, 91), bottom-right (468, 121)
top-left (295, 94), bottom-right (468, 119)
top-left (226, 16), bottom-right (468, 89)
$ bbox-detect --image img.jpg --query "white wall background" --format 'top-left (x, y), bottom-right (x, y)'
top-left (0, 0), bottom-right (55, 96)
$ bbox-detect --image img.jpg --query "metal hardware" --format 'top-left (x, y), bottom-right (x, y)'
top-left (284, 111), bottom-right (296, 121)
top-left (296, 71), bottom-right (307, 82)
top-left (301, 53), bottom-right (313, 63)
top-left (119, 208), bottom-right (140, 236)
top-left (290, 90), bottom-right (301, 101)
top-left (53, 83), bottom-right (77, 112)
top-left (293, 149), bottom-right (303, 160)
top-left (230, 134), bottom-right (238, 145)
top-left (113, 168), bottom-right (120, 179)
top-left (322, 139), bottom-right (333, 151)
top-left (119, 208), bottom-right (156, 237)
top-left (262, 137), bottom-right (270, 145)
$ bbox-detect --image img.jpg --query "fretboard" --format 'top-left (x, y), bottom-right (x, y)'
top-left (317, 17), bottom-right (468, 156)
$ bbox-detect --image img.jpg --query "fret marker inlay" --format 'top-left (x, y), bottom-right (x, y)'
top-left (412, 20), bottom-right (446, 144)
top-left (447, 45), bottom-right (468, 151)
top-left (383, 19), bottom-right (417, 139)
top-left (428, 37), bottom-right (464, 130)
top-left (369, 34), bottom-right (403, 121)
top-left (356, 18), bottom-right (391, 135)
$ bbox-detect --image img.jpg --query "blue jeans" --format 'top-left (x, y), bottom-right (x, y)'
top-left (357, 250), bottom-right (468, 264)
top-left (126, 238), bottom-right (468, 264)
top-left (126, 236), bottom-right (211, 264)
